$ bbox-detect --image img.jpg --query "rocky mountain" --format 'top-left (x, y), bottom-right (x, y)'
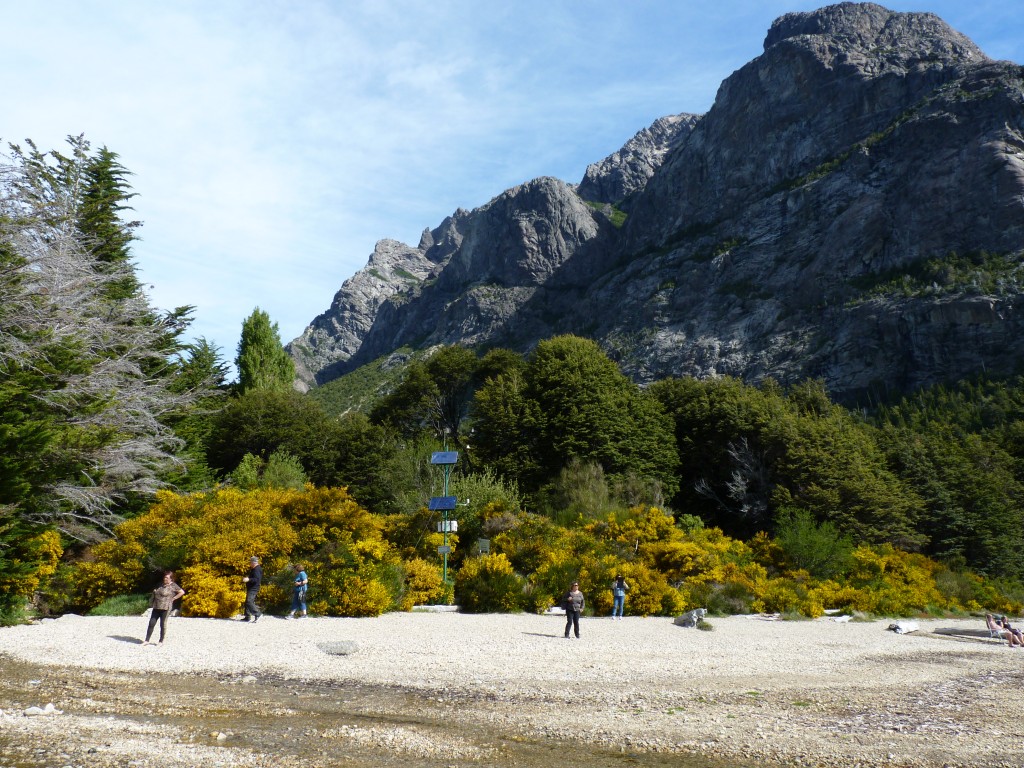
top-left (288, 2), bottom-right (1024, 403)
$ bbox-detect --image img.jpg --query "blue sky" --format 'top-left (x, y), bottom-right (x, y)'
top-left (3, 1), bottom-right (1022, 374)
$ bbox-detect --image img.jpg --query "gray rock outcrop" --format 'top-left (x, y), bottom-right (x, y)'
top-left (577, 113), bottom-right (701, 204)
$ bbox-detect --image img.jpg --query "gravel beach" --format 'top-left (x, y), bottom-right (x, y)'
top-left (0, 612), bottom-right (1022, 767)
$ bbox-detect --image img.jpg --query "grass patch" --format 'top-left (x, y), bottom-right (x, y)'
top-left (848, 251), bottom-right (1023, 303)
top-left (583, 200), bottom-right (628, 228)
top-left (88, 593), bottom-right (151, 616)
top-left (0, 601), bottom-right (34, 627)
top-left (309, 347), bottom-right (421, 417)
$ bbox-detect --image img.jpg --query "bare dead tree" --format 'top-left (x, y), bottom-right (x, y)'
top-left (694, 437), bottom-right (772, 525)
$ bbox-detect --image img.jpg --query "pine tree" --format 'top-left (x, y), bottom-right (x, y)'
top-left (0, 138), bottom-right (205, 540)
top-left (235, 308), bottom-right (295, 393)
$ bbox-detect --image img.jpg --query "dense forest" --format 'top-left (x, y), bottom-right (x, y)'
top-left (2, 141), bottom-right (1022, 624)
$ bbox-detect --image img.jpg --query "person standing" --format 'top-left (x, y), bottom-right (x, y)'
top-left (288, 564), bottom-right (308, 619)
top-left (242, 556), bottom-right (263, 622)
top-left (563, 581), bottom-right (584, 639)
top-left (610, 574), bottom-right (630, 620)
top-left (143, 571), bottom-right (185, 645)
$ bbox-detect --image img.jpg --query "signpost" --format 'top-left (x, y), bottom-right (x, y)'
top-left (429, 452), bottom-right (459, 584)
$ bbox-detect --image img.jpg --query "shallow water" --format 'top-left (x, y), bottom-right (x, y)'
top-left (0, 657), bottom-right (748, 768)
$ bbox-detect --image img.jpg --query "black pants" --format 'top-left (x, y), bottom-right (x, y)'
top-left (244, 588), bottom-right (262, 619)
top-left (564, 611), bottom-right (580, 638)
top-left (146, 608), bottom-right (169, 642)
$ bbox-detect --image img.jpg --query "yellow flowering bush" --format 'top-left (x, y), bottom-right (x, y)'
top-left (455, 553), bottom-right (525, 613)
top-left (66, 485), bottom-right (407, 617)
top-left (178, 564), bottom-right (242, 618)
top-left (310, 576), bottom-right (393, 617)
top-left (72, 538), bottom-right (147, 606)
top-left (400, 558), bottom-right (445, 610)
top-left (846, 546), bottom-right (947, 615)
top-left (586, 505), bottom-right (681, 547)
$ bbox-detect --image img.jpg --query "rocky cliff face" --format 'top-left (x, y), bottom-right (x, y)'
top-left (289, 2), bottom-right (1024, 402)
top-left (577, 113), bottom-right (701, 205)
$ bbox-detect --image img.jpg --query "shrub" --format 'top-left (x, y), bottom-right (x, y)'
top-left (400, 558), bottom-right (445, 609)
top-left (179, 564), bottom-right (244, 618)
top-left (0, 525), bottom-right (63, 619)
top-left (684, 579), bottom-right (757, 615)
top-left (88, 594), bottom-right (151, 616)
top-left (587, 561), bottom-right (679, 617)
top-left (66, 486), bottom-right (407, 617)
top-left (313, 576), bottom-right (393, 617)
top-left (455, 553), bottom-right (525, 613)
top-left (774, 507), bottom-right (853, 579)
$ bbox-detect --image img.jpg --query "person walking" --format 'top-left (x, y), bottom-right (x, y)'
top-left (143, 571), bottom-right (185, 645)
top-left (610, 574), bottom-right (630, 620)
top-left (563, 581), bottom-right (584, 639)
top-left (288, 564), bottom-right (308, 619)
top-left (241, 556), bottom-right (263, 622)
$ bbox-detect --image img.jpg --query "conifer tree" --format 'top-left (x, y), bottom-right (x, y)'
top-left (0, 138), bottom-right (207, 542)
top-left (235, 308), bottom-right (295, 393)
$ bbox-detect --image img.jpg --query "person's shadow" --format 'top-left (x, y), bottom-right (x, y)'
top-left (108, 635), bottom-right (144, 644)
top-left (522, 632), bottom-right (563, 638)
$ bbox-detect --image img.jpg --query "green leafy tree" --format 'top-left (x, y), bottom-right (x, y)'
top-left (471, 335), bottom-right (678, 503)
top-left (370, 345), bottom-right (478, 443)
top-left (468, 368), bottom-right (545, 484)
top-left (235, 307), bottom-right (295, 393)
top-left (206, 388), bottom-right (333, 480)
top-left (650, 375), bottom-right (783, 530)
top-left (326, 413), bottom-right (399, 514)
top-left (230, 449), bottom-right (306, 490)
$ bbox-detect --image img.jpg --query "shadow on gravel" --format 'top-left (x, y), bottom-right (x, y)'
top-left (522, 632), bottom-right (564, 638)
top-left (931, 627), bottom-right (1005, 645)
top-left (108, 635), bottom-right (144, 644)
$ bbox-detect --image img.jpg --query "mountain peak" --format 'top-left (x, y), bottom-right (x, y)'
top-left (765, 2), bottom-right (986, 63)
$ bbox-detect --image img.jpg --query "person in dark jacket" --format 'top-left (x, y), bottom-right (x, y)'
top-left (563, 581), bottom-right (584, 639)
top-left (241, 556), bottom-right (263, 622)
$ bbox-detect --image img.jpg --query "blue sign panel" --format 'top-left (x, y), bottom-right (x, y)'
top-left (428, 495), bottom-right (458, 511)
top-left (430, 451), bottom-right (459, 465)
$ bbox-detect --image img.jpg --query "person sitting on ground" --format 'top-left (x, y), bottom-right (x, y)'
top-left (999, 615), bottom-right (1024, 647)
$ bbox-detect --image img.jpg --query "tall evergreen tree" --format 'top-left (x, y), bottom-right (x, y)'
top-left (0, 138), bottom-right (205, 541)
top-left (78, 145), bottom-right (141, 300)
top-left (235, 307), bottom-right (295, 393)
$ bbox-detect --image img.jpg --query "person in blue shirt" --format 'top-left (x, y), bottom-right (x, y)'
top-left (288, 564), bottom-right (309, 619)
top-left (610, 574), bottom-right (630, 620)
